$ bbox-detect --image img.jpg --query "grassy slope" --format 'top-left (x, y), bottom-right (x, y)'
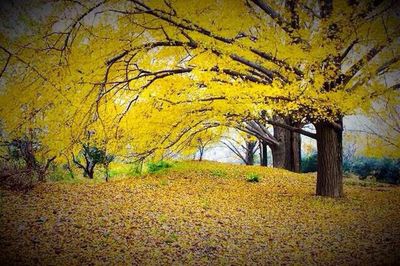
top-left (1, 161), bottom-right (399, 265)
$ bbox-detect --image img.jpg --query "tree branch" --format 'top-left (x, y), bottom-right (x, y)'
top-left (266, 119), bottom-right (317, 139)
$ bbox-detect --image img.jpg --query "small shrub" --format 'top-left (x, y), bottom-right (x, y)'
top-left (246, 173), bottom-right (260, 183)
top-left (147, 161), bottom-right (172, 174)
top-left (72, 144), bottom-right (114, 179)
top-left (301, 153), bottom-right (317, 173)
top-left (351, 157), bottom-right (400, 184)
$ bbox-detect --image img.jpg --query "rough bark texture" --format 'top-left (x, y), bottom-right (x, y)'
top-left (271, 118), bottom-right (301, 172)
top-left (291, 126), bottom-right (301, 173)
top-left (87, 166), bottom-right (95, 179)
top-left (315, 119), bottom-right (343, 197)
top-left (272, 121), bottom-right (290, 169)
top-left (245, 141), bottom-right (257, 165)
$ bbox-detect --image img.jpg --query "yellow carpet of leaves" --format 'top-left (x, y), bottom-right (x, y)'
top-left (1, 161), bottom-right (399, 265)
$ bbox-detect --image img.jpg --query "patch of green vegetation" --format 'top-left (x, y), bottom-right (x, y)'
top-left (246, 173), bottom-right (260, 183)
top-left (301, 153), bottom-right (317, 173)
top-left (109, 163), bottom-right (142, 178)
top-left (147, 161), bottom-right (173, 174)
top-left (302, 155), bottom-right (400, 184)
top-left (48, 167), bottom-right (74, 182)
top-left (210, 169), bottom-right (227, 178)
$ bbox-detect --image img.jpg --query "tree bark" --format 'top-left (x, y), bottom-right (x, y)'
top-left (315, 119), bottom-right (343, 197)
top-left (245, 140), bottom-right (256, 165)
top-left (198, 147), bottom-right (204, 161)
top-left (291, 126), bottom-right (301, 173)
top-left (87, 164), bottom-right (95, 179)
top-left (272, 119), bottom-right (290, 169)
top-left (241, 116), bottom-right (301, 171)
top-left (271, 143), bottom-right (285, 169)
top-left (260, 140), bottom-right (268, 166)
top-left (271, 118), bottom-right (301, 172)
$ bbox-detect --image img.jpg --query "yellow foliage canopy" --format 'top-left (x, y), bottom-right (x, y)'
top-left (0, 0), bottom-right (399, 160)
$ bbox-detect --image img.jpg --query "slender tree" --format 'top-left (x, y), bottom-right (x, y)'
top-left (222, 133), bottom-right (258, 165)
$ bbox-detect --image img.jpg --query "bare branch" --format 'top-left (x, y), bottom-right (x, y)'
top-left (61, 1), bottom-right (106, 56)
top-left (221, 140), bottom-right (248, 164)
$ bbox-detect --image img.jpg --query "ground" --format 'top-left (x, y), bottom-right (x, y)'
top-left (1, 161), bottom-right (399, 265)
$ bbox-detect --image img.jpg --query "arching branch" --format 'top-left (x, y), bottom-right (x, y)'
top-left (266, 119), bottom-right (317, 139)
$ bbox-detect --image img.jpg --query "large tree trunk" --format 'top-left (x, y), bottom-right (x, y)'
top-left (245, 141), bottom-right (256, 165)
top-left (271, 118), bottom-right (301, 172)
top-left (245, 150), bottom-right (254, 165)
top-left (272, 121), bottom-right (291, 169)
top-left (271, 142), bottom-right (286, 169)
top-left (260, 140), bottom-right (268, 166)
top-left (87, 164), bottom-right (95, 179)
top-left (291, 127), bottom-right (301, 173)
top-left (315, 119), bottom-right (343, 197)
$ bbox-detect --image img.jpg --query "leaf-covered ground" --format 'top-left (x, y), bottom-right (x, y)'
top-left (1, 161), bottom-right (399, 265)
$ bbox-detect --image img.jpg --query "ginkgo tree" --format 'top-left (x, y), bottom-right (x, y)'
top-left (0, 0), bottom-right (399, 197)
top-left (221, 130), bottom-right (259, 165)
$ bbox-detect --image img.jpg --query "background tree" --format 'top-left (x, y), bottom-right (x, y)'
top-left (239, 117), bottom-right (303, 172)
top-left (222, 132), bottom-right (258, 165)
top-left (72, 143), bottom-right (114, 180)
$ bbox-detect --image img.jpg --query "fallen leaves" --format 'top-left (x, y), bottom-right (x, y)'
top-left (0, 161), bottom-right (399, 265)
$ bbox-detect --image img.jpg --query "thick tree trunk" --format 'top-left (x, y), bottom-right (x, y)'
top-left (271, 143), bottom-right (286, 169)
top-left (315, 119), bottom-right (343, 197)
top-left (271, 120), bottom-right (301, 172)
top-left (87, 165), bottom-right (95, 179)
top-left (291, 129), bottom-right (301, 173)
top-left (272, 122), bottom-right (290, 169)
top-left (245, 141), bottom-right (256, 165)
top-left (260, 140), bottom-right (268, 166)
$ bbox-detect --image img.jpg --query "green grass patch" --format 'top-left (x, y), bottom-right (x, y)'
top-left (246, 173), bottom-right (260, 183)
top-left (147, 161), bottom-right (173, 174)
top-left (48, 167), bottom-right (74, 182)
top-left (210, 169), bottom-right (227, 178)
top-left (109, 162), bottom-right (142, 178)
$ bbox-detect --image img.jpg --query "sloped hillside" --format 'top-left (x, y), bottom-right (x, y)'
top-left (1, 161), bottom-right (399, 265)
